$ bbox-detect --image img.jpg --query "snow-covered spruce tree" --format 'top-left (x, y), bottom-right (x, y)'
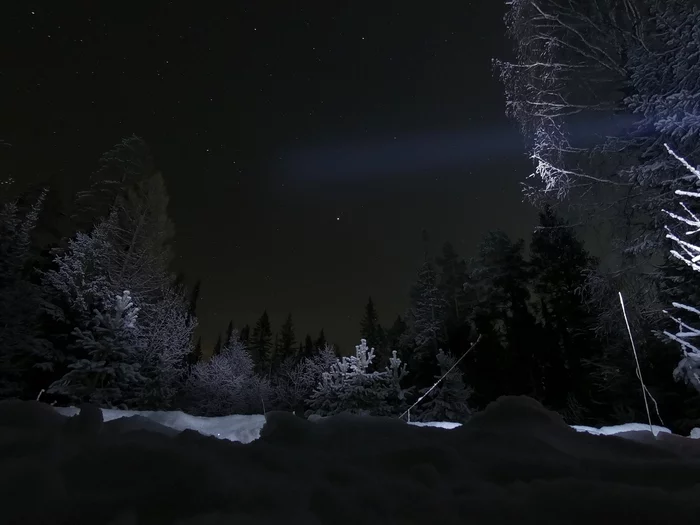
top-left (40, 161), bottom-right (195, 408)
top-left (38, 215), bottom-right (115, 387)
top-left (413, 349), bottom-right (472, 423)
top-left (661, 146), bottom-right (700, 394)
top-left (184, 330), bottom-right (269, 416)
top-left (378, 350), bottom-right (413, 417)
top-left (307, 339), bottom-right (409, 417)
top-left (48, 291), bottom-right (146, 407)
top-left (0, 190), bottom-right (50, 398)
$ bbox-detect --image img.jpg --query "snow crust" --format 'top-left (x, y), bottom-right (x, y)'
top-left (2, 396), bottom-right (700, 524)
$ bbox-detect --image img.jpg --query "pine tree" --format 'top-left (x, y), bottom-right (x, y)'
top-left (239, 324), bottom-right (250, 343)
top-left (414, 349), bottom-right (473, 423)
top-left (277, 313), bottom-right (296, 361)
top-left (48, 290), bottom-right (146, 408)
top-left (225, 320), bottom-right (235, 348)
top-left (73, 135), bottom-right (156, 231)
top-left (360, 297), bottom-right (385, 353)
top-left (530, 205), bottom-right (602, 418)
top-left (251, 310), bottom-right (273, 371)
top-left (314, 328), bottom-right (327, 351)
top-left (464, 231), bottom-right (541, 403)
top-left (188, 280), bottom-right (202, 316)
top-left (213, 334), bottom-right (223, 356)
top-left (386, 315), bottom-right (407, 357)
top-left (436, 242), bottom-right (471, 354)
top-left (402, 262), bottom-right (447, 388)
top-left (0, 190), bottom-right (50, 398)
top-left (304, 334), bottom-right (314, 357)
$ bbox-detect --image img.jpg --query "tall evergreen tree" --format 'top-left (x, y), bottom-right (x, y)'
top-left (277, 313), bottom-right (296, 361)
top-left (402, 262), bottom-right (447, 388)
top-left (386, 315), bottom-right (407, 355)
top-left (0, 190), bottom-right (50, 398)
top-left (436, 242), bottom-right (471, 353)
top-left (360, 297), bottom-right (386, 366)
top-left (530, 205), bottom-right (601, 419)
top-left (73, 135), bottom-right (156, 232)
top-left (188, 280), bottom-right (202, 316)
top-left (303, 333), bottom-right (314, 357)
top-left (464, 231), bottom-right (540, 402)
top-left (225, 320), bottom-right (235, 348)
top-left (213, 334), bottom-right (223, 356)
top-left (315, 328), bottom-right (327, 351)
top-left (239, 324), bottom-right (250, 343)
top-left (251, 310), bottom-right (273, 372)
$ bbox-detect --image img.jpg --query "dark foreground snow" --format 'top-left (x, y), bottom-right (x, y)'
top-left (1, 396), bottom-right (700, 525)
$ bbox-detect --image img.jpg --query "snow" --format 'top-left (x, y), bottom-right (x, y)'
top-left (408, 421), bottom-right (462, 429)
top-left (572, 423), bottom-right (672, 438)
top-left (692, 427), bottom-right (700, 439)
top-left (54, 406), bottom-right (266, 444)
top-left (3, 395), bottom-right (700, 524)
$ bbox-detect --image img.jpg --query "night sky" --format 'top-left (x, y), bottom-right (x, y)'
top-left (2, 1), bottom-right (536, 351)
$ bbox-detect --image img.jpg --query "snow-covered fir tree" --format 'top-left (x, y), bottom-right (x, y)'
top-left (48, 291), bottom-right (146, 407)
top-left (307, 339), bottom-right (409, 417)
top-left (185, 330), bottom-right (269, 416)
top-left (413, 349), bottom-right (472, 423)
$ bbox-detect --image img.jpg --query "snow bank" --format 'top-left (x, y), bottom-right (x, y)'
top-left (53, 406), bottom-right (265, 444)
top-left (572, 422), bottom-right (672, 437)
top-left (408, 421), bottom-right (462, 429)
top-left (2, 396), bottom-right (700, 525)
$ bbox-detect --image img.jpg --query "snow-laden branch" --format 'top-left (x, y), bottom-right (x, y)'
top-left (662, 144), bottom-right (700, 393)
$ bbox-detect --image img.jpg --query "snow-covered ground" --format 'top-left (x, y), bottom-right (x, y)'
top-left (2, 396), bottom-right (700, 524)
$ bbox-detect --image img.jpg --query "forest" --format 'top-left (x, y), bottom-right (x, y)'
top-left (1, 0), bottom-right (700, 435)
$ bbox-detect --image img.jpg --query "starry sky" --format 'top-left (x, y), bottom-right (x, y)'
top-left (2, 1), bottom-right (537, 351)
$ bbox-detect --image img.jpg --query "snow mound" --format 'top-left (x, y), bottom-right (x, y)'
top-left (2, 396), bottom-right (700, 524)
top-left (691, 428), bottom-right (700, 439)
